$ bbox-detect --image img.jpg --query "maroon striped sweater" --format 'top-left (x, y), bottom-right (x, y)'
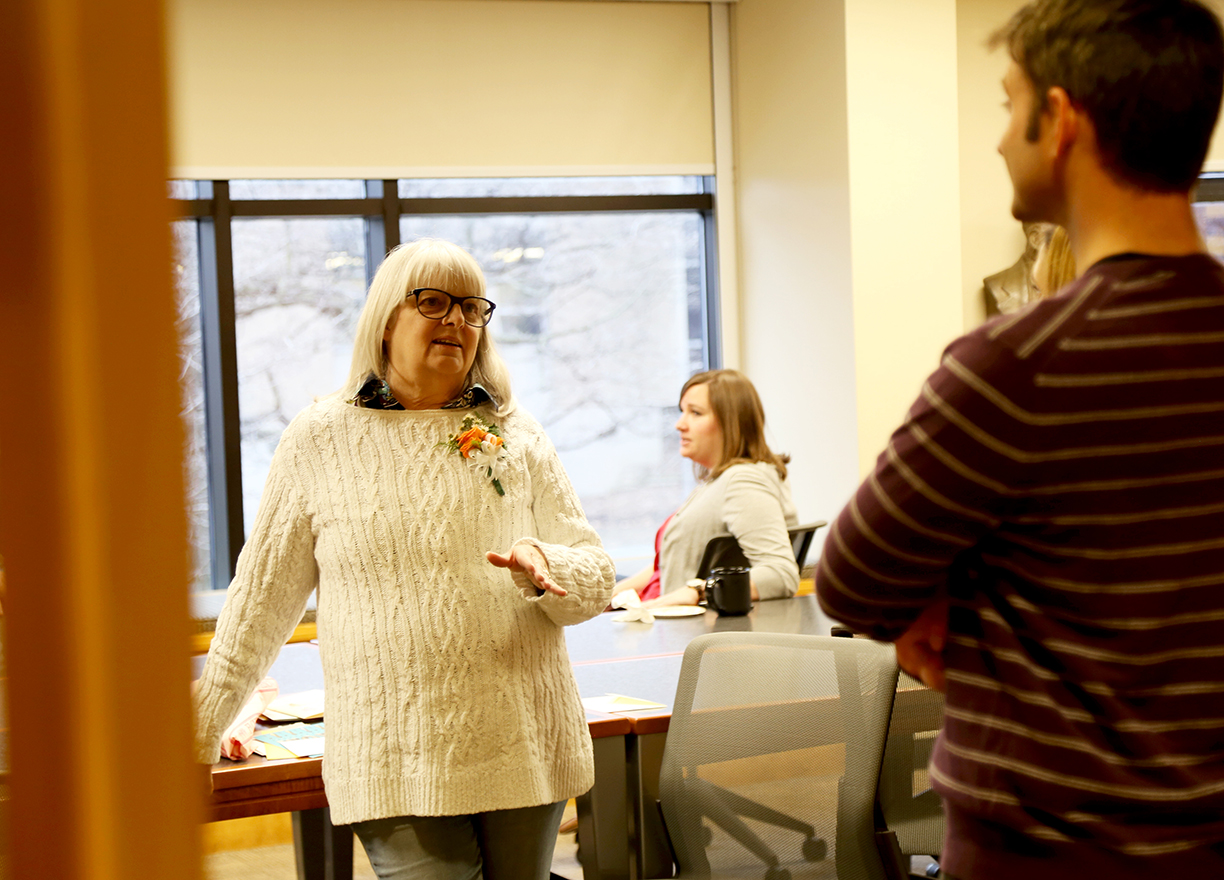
top-left (816, 254), bottom-right (1224, 878)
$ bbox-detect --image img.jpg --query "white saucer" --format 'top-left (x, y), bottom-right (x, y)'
top-left (649, 605), bottom-right (706, 618)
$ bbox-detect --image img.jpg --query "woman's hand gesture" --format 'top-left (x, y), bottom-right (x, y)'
top-left (487, 543), bottom-right (567, 597)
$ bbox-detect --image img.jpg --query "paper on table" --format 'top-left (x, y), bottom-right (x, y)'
top-left (262, 689), bottom-right (325, 722)
top-left (260, 741), bottom-right (295, 760)
top-left (582, 694), bottom-right (666, 713)
top-left (258, 738), bottom-right (323, 759)
top-left (281, 737), bottom-right (325, 758)
top-left (255, 721), bottom-right (325, 758)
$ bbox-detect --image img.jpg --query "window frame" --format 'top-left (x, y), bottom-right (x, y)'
top-left (1191, 171), bottom-right (1224, 265)
top-left (173, 178), bottom-right (719, 589)
top-left (1196, 172), bottom-right (1224, 202)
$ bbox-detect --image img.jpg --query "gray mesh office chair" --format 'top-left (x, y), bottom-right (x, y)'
top-left (876, 672), bottom-right (945, 878)
top-left (789, 521), bottom-right (828, 571)
top-left (658, 632), bottom-right (899, 880)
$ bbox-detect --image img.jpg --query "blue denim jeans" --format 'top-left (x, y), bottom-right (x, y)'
top-left (351, 800), bottom-right (567, 880)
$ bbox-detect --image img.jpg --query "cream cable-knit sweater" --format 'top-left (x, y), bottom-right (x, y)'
top-left (193, 395), bottom-right (615, 823)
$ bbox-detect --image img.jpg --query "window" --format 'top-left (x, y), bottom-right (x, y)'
top-left (171, 178), bottom-right (718, 590)
top-left (171, 219), bottom-right (209, 593)
top-left (231, 216), bottom-right (368, 534)
top-left (1193, 173), bottom-right (1224, 262)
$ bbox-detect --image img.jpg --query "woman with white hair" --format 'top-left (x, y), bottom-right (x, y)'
top-left (193, 238), bottom-right (616, 879)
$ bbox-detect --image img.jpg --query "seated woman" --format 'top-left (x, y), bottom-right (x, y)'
top-left (619, 369), bottom-right (800, 607)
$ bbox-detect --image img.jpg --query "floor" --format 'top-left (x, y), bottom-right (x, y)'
top-left (202, 802), bottom-right (582, 880)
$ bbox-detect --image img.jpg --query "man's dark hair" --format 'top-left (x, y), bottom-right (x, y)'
top-left (993, 0), bottom-right (1224, 192)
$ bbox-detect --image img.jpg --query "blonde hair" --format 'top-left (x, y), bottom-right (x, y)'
top-left (1033, 225), bottom-right (1077, 298)
top-left (341, 239), bottom-right (512, 405)
top-left (681, 369), bottom-right (789, 482)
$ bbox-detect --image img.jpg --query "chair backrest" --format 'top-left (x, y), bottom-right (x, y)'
top-left (695, 536), bottom-right (749, 580)
top-left (878, 671), bottom-right (945, 859)
top-left (658, 632), bottom-right (899, 880)
top-left (788, 521), bottom-right (828, 570)
top-left (695, 521), bottom-right (829, 580)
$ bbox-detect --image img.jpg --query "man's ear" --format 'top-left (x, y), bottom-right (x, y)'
top-left (1045, 86), bottom-right (1079, 158)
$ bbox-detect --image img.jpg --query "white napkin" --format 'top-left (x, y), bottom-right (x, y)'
top-left (221, 677), bottom-right (278, 760)
top-left (611, 588), bottom-right (654, 624)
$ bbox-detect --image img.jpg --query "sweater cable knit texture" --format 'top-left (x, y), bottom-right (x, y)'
top-left (194, 396), bottom-right (615, 824)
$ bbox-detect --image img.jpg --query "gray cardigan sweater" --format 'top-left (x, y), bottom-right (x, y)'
top-left (658, 461), bottom-right (800, 599)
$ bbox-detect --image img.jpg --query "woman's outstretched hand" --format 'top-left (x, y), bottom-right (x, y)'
top-left (487, 544), bottom-right (567, 597)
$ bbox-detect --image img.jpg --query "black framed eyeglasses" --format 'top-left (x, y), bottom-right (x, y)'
top-left (407, 288), bottom-right (497, 327)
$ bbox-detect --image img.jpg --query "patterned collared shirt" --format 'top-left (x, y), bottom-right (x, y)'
top-left (350, 377), bottom-right (495, 411)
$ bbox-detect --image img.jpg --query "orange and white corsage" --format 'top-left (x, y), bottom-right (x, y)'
top-left (440, 416), bottom-right (507, 495)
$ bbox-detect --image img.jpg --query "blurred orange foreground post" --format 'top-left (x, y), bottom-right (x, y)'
top-left (0, 1), bottom-right (203, 878)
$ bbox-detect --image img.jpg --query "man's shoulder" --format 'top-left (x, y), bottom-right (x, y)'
top-left (1061, 252), bottom-right (1224, 312)
top-left (956, 253), bottom-right (1224, 363)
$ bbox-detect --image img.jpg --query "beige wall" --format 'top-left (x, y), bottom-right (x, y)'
top-left (958, 0), bottom-right (1024, 329)
top-left (731, 0), bottom-right (987, 523)
top-left (733, 0), bottom-right (980, 514)
top-left (731, 0), bottom-right (859, 531)
top-left (729, 0), bottom-right (1022, 497)
top-left (1203, 0), bottom-right (1224, 170)
top-left (845, 0), bottom-right (964, 475)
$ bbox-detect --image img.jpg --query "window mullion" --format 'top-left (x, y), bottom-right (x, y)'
top-left (362, 179), bottom-right (401, 287)
top-left (196, 180), bottom-right (244, 587)
top-left (362, 180), bottom-right (385, 290)
top-left (701, 177), bottom-right (722, 371)
top-left (382, 179), bottom-right (400, 257)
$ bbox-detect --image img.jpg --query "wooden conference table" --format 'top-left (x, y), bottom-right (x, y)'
top-left (199, 596), bottom-right (836, 880)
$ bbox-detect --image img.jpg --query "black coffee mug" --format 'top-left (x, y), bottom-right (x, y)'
top-left (705, 566), bottom-right (752, 616)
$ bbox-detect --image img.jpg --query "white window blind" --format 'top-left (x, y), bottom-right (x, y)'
top-left (167, 0), bottom-right (716, 178)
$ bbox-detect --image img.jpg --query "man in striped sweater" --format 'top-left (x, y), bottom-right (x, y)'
top-left (815, 2), bottom-right (1224, 878)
